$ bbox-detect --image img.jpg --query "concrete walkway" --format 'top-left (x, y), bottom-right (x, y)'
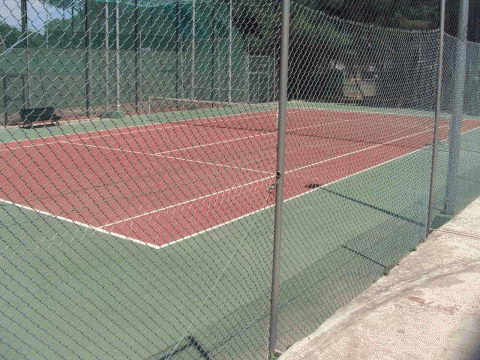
top-left (280, 199), bottom-right (480, 360)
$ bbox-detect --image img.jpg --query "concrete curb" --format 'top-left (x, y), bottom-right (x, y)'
top-left (280, 199), bottom-right (480, 360)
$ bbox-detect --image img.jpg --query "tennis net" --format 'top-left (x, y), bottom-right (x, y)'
top-left (190, 107), bottom-right (437, 149)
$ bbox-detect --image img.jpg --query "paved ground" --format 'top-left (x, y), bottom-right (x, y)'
top-left (280, 198), bottom-right (480, 360)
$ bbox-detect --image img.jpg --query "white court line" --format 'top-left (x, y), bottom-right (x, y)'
top-left (101, 106), bottom-right (432, 155)
top-left (159, 154), bottom-right (273, 175)
top-left (0, 140), bottom-right (64, 153)
top-left (155, 130), bottom-right (276, 155)
top-left (287, 125), bottom-right (446, 174)
top-left (100, 175), bottom-right (275, 228)
top-left (302, 103), bottom-right (445, 119)
top-left (155, 115), bottom-right (372, 155)
top-left (59, 140), bottom-right (271, 175)
top-left (162, 146), bottom-right (429, 249)
top-left (0, 109), bottom-right (280, 153)
top-left (0, 106), bottom-right (451, 154)
top-left (3, 125), bottom-right (479, 250)
top-left (0, 197), bottom-right (160, 249)
top-left (71, 109), bottom-right (287, 142)
top-left (0, 105), bottom-right (441, 155)
top-left (102, 124), bottom-right (447, 230)
top-left (162, 124), bottom-right (480, 249)
top-left (0, 119), bottom-right (269, 153)
top-left (0, 105), bottom-right (366, 153)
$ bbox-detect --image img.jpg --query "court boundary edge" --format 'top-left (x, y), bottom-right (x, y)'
top-left (165, 125), bottom-right (480, 249)
top-left (0, 198), bottom-right (161, 249)
top-left (2, 120), bottom-right (479, 250)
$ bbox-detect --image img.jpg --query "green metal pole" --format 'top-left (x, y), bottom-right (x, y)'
top-left (115, 0), bottom-right (121, 114)
top-left (228, 0), bottom-right (232, 103)
top-left (191, 0), bottom-right (195, 100)
top-left (211, 5), bottom-right (216, 101)
top-left (21, 0), bottom-right (30, 108)
top-left (84, 0), bottom-right (91, 117)
top-left (105, 2), bottom-right (109, 105)
top-left (176, 0), bottom-right (180, 99)
top-left (134, 0), bottom-right (139, 112)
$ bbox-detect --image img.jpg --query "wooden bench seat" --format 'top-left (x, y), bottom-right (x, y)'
top-left (20, 107), bottom-right (61, 128)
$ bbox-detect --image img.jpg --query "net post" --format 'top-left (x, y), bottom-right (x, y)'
top-left (443, 0), bottom-right (470, 215)
top-left (268, 0), bottom-right (291, 357)
top-left (426, 0), bottom-right (446, 236)
top-left (84, 0), bottom-right (91, 117)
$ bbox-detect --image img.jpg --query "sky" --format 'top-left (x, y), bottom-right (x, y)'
top-left (1, 0), bottom-right (188, 34)
top-left (1, 0), bottom-right (77, 33)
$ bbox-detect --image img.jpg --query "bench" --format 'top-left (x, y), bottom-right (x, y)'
top-left (20, 107), bottom-right (61, 128)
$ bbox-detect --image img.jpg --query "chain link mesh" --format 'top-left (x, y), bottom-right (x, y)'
top-left (0, 0), bottom-right (479, 358)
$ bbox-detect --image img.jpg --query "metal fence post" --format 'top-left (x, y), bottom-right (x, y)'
top-left (3, 76), bottom-right (8, 126)
top-left (443, 0), bottom-right (470, 215)
top-left (21, 0), bottom-right (30, 108)
top-left (134, 0), bottom-right (139, 112)
top-left (85, 0), bottom-right (91, 117)
top-left (211, 5), bottom-right (216, 101)
top-left (191, 0), bottom-right (196, 100)
top-left (228, 0), bottom-right (233, 103)
top-left (426, 0), bottom-right (446, 236)
top-left (176, 0), bottom-right (180, 99)
top-left (45, 2), bottom-right (50, 48)
top-left (268, 0), bottom-right (291, 357)
top-left (115, 0), bottom-right (121, 114)
top-left (105, 2), bottom-right (109, 105)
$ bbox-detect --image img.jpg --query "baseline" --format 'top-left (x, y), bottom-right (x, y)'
top-left (0, 197), bottom-right (159, 249)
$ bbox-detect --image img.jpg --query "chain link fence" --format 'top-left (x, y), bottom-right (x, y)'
top-left (0, 0), bottom-right (479, 359)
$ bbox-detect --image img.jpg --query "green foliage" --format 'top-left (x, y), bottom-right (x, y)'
top-left (295, 0), bottom-right (439, 30)
top-left (40, 0), bottom-right (78, 10)
top-left (0, 23), bottom-right (45, 49)
top-left (0, 23), bottom-right (22, 48)
top-left (229, 0), bottom-right (440, 101)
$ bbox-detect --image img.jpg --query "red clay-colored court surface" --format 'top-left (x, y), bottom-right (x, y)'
top-left (1, 108), bottom-right (478, 248)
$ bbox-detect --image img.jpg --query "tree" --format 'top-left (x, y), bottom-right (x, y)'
top-left (230, 0), bottom-right (441, 100)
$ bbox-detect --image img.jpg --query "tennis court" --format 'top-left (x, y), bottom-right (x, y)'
top-left (2, 106), bottom-right (479, 249)
top-left (3, 0), bottom-right (480, 357)
top-left (2, 103), bottom-right (480, 359)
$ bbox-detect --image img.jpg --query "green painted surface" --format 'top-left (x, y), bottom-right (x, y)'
top-left (1, 104), bottom-right (480, 359)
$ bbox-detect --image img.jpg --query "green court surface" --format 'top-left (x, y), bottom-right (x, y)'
top-left (2, 104), bottom-right (480, 359)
